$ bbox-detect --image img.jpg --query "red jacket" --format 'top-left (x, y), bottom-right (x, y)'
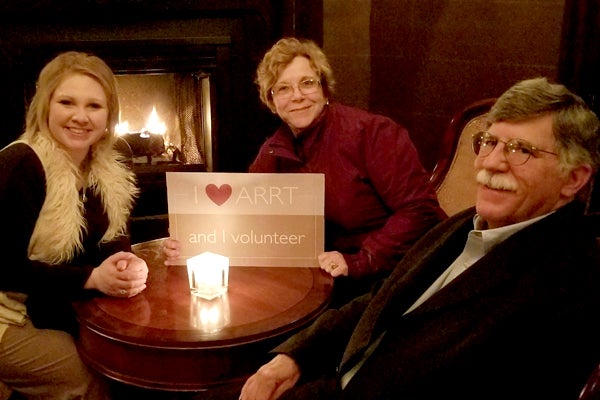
top-left (250, 103), bottom-right (446, 278)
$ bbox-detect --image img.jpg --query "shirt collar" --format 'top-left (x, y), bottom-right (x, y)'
top-left (472, 211), bottom-right (555, 253)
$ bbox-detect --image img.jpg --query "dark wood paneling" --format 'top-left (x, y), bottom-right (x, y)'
top-left (367, 0), bottom-right (564, 171)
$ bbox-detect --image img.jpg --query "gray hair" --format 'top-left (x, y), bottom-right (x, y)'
top-left (488, 77), bottom-right (600, 173)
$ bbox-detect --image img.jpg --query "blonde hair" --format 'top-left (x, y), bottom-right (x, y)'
top-left (21, 51), bottom-right (120, 150)
top-left (255, 37), bottom-right (335, 113)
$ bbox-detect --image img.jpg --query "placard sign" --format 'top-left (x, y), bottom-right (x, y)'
top-left (166, 172), bottom-right (324, 267)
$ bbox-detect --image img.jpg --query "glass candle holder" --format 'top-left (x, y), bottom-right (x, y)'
top-left (186, 251), bottom-right (229, 300)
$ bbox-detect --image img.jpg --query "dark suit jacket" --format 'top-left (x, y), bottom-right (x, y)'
top-left (276, 202), bottom-right (600, 399)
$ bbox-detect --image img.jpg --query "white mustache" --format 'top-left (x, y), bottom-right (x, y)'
top-left (476, 170), bottom-right (518, 192)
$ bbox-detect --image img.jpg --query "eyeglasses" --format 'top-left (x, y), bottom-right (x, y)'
top-left (471, 131), bottom-right (558, 166)
top-left (271, 78), bottom-right (321, 100)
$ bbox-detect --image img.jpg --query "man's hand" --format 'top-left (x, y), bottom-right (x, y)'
top-left (239, 354), bottom-right (301, 400)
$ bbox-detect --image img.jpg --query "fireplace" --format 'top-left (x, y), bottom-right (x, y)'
top-left (115, 71), bottom-right (212, 169)
top-left (112, 68), bottom-right (216, 243)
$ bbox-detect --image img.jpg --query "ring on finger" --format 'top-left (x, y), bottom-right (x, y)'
top-left (119, 289), bottom-right (127, 295)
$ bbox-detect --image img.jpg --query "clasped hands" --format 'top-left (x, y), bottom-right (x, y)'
top-left (85, 251), bottom-right (149, 298)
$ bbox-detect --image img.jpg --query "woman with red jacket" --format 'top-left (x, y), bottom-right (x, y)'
top-left (249, 38), bottom-right (446, 305)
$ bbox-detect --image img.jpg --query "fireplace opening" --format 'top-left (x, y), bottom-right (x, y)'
top-left (110, 70), bottom-right (215, 243)
top-left (115, 71), bottom-right (213, 171)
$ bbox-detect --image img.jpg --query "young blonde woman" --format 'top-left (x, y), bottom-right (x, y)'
top-left (0, 51), bottom-right (148, 399)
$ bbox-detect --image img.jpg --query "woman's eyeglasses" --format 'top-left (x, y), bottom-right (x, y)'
top-left (472, 132), bottom-right (558, 166)
top-left (271, 78), bottom-right (321, 100)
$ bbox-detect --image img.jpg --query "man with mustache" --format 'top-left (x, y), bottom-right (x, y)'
top-left (238, 77), bottom-right (600, 400)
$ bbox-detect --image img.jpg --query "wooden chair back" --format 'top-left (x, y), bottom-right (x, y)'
top-left (430, 98), bottom-right (496, 216)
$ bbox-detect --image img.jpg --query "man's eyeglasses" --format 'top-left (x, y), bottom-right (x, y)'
top-left (271, 78), bottom-right (321, 100)
top-left (471, 132), bottom-right (558, 166)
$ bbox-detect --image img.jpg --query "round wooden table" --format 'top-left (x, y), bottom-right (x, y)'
top-left (73, 239), bottom-right (333, 392)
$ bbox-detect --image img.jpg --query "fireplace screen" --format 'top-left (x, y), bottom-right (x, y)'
top-left (115, 72), bottom-right (212, 170)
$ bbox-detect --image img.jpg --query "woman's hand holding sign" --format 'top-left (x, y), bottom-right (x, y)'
top-left (318, 251), bottom-right (349, 277)
top-left (163, 238), bottom-right (182, 266)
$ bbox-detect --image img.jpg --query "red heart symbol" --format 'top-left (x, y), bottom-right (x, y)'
top-left (205, 184), bottom-right (232, 206)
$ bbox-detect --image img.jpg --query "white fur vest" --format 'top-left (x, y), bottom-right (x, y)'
top-left (23, 135), bottom-right (138, 264)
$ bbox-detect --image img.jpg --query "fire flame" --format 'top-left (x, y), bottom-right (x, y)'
top-left (115, 106), bottom-right (166, 136)
top-left (144, 106), bottom-right (167, 135)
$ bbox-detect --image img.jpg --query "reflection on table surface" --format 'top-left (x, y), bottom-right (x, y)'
top-left (74, 238), bottom-right (333, 392)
